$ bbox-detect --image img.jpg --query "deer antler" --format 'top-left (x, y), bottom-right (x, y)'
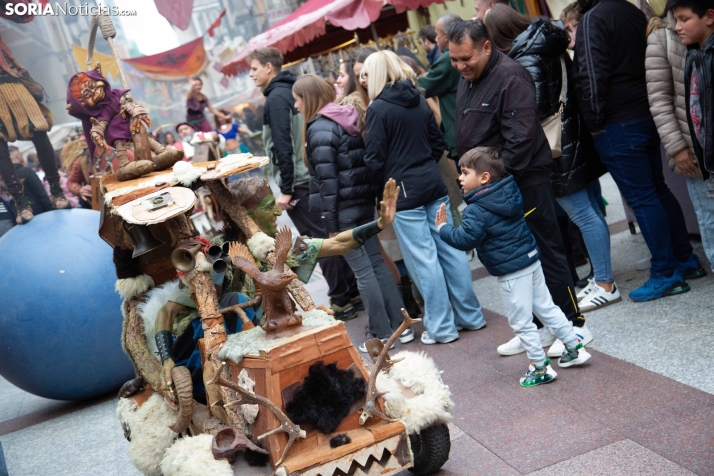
top-left (207, 361), bottom-right (306, 466)
top-left (219, 295), bottom-right (262, 331)
top-left (359, 308), bottom-right (422, 426)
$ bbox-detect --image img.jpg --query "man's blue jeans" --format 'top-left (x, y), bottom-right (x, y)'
top-left (392, 195), bottom-right (486, 342)
top-left (592, 115), bottom-right (692, 277)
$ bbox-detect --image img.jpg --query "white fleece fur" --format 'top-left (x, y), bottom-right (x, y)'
top-left (172, 161), bottom-right (205, 186)
top-left (137, 280), bottom-right (184, 358)
top-left (117, 394), bottom-right (178, 476)
top-left (375, 351), bottom-right (454, 434)
top-left (246, 232), bottom-right (274, 261)
top-left (116, 274), bottom-right (155, 300)
top-left (160, 434), bottom-right (233, 476)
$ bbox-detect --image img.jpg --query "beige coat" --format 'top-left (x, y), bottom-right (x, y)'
top-left (645, 16), bottom-right (694, 174)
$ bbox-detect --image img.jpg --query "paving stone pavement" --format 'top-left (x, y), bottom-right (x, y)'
top-left (1, 174), bottom-right (712, 475)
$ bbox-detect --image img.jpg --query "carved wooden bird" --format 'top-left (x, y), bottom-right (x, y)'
top-left (228, 226), bottom-right (300, 331)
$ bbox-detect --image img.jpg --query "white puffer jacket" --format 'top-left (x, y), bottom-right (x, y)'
top-left (645, 16), bottom-right (694, 174)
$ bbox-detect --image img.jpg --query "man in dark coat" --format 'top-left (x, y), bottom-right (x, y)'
top-left (448, 20), bottom-right (590, 355)
top-left (573, 0), bottom-right (698, 302)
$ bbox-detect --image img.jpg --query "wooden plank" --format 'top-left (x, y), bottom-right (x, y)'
top-left (268, 334), bottom-right (321, 374)
top-left (238, 356), bottom-right (270, 368)
top-left (259, 323), bottom-right (338, 355)
top-left (282, 427), bottom-right (375, 472)
top-left (315, 325), bottom-right (351, 356)
top-left (265, 362), bottom-right (287, 466)
top-left (111, 183), bottom-right (170, 206)
top-left (368, 420), bottom-right (407, 443)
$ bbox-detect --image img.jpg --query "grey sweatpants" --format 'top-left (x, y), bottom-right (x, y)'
top-left (499, 260), bottom-right (578, 365)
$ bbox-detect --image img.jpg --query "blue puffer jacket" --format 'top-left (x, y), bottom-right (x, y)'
top-left (439, 175), bottom-right (539, 276)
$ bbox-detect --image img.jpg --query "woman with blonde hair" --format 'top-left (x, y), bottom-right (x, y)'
top-left (292, 74), bottom-right (412, 349)
top-left (361, 51), bottom-right (486, 345)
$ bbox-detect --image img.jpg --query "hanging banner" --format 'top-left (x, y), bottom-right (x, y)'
top-left (122, 37), bottom-right (208, 81)
top-left (71, 45), bottom-right (121, 82)
top-left (153, 0), bottom-right (194, 31)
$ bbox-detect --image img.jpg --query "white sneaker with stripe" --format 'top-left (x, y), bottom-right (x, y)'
top-left (576, 278), bottom-right (596, 301)
top-left (578, 282), bottom-right (621, 312)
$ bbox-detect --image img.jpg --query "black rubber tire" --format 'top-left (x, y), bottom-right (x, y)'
top-left (408, 424), bottom-right (451, 475)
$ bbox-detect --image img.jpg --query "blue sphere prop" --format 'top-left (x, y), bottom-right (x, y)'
top-left (0, 209), bottom-right (134, 400)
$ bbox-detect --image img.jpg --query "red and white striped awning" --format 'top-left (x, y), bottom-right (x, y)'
top-left (221, 0), bottom-right (445, 76)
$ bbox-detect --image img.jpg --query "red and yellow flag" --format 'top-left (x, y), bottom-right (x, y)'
top-left (123, 37), bottom-right (207, 80)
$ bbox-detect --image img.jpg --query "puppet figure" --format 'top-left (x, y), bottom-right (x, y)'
top-left (0, 32), bottom-right (70, 224)
top-left (66, 63), bottom-right (183, 182)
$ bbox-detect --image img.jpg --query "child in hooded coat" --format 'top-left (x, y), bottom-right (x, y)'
top-left (436, 146), bottom-right (592, 386)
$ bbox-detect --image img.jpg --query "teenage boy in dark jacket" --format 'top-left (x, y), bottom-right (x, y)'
top-left (247, 47), bottom-right (360, 319)
top-left (448, 20), bottom-right (589, 356)
top-left (574, 0), bottom-right (700, 302)
top-left (436, 147), bottom-right (591, 386)
top-left (418, 13), bottom-right (463, 160)
top-left (674, 0), bottom-right (714, 176)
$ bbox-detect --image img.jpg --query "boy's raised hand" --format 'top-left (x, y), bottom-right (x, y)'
top-left (435, 203), bottom-right (447, 227)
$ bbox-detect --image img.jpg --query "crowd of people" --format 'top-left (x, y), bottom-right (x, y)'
top-left (2, 0), bottom-right (713, 388)
top-left (244, 0), bottom-right (714, 386)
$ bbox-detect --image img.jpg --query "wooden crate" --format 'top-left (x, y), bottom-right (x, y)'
top-left (226, 321), bottom-right (411, 475)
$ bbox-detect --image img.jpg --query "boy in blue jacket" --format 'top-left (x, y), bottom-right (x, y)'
top-left (436, 147), bottom-right (591, 386)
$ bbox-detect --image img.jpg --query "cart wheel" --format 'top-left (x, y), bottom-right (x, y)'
top-left (408, 423), bottom-right (450, 475)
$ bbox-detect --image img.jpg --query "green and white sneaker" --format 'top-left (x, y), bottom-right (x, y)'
top-left (558, 342), bottom-right (592, 368)
top-left (520, 359), bottom-right (557, 387)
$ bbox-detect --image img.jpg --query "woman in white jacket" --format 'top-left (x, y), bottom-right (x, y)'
top-left (645, 14), bottom-right (713, 273)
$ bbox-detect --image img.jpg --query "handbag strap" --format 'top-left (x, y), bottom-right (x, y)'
top-left (559, 56), bottom-right (567, 106)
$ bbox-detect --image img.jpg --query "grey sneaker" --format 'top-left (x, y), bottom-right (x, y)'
top-left (399, 328), bottom-right (415, 344)
top-left (558, 342), bottom-right (592, 368)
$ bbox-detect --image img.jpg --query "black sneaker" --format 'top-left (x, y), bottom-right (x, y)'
top-left (331, 301), bottom-right (357, 321)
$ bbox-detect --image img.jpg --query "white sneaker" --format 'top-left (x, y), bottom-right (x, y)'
top-left (578, 282), bottom-right (621, 312)
top-left (547, 324), bottom-right (593, 357)
top-left (421, 331), bottom-right (437, 345)
top-left (399, 328), bottom-right (415, 344)
top-left (420, 331), bottom-right (458, 345)
top-left (576, 279), bottom-right (596, 301)
top-left (497, 327), bottom-right (554, 356)
top-left (497, 335), bottom-right (525, 355)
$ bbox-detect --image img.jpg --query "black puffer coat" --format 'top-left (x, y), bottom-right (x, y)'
top-left (306, 115), bottom-right (374, 234)
top-left (364, 81), bottom-right (446, 211)
top-left (510, 20), bottom-right (606, 196)
top-left (509, 19), bottom-right (569, 120)
top-left (553, 56), bottom-right (607, 197)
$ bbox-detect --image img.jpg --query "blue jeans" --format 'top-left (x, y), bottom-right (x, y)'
top-left (392, 195), bottom-right (485, 342)
top-left (557, 184), bottom-right (613, 282)
top-left (592, 115), bottom-right (693, 277)
top-left (686, 177), bottom-right (714, 268)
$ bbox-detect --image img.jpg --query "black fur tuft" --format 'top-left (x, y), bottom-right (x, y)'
top-left (244, 440), bottom-right (269, 466)
top-left (330, 434), bottom-right (352, 448)
top-left (113, 247), bottom-right (142, 279)
top-left (285, 362), bottom-right (366, 434)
